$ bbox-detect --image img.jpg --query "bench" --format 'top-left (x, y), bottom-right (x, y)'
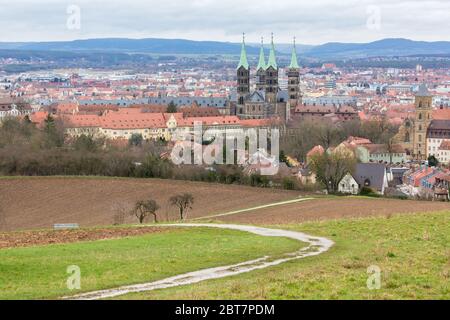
top-left (53, 223), bottom-right (80, 230)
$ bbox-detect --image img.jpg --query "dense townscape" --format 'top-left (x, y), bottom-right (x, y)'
top-left (1, 37), bottom-right (450, 200)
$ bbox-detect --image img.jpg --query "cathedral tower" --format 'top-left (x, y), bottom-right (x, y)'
top-left (236, 33), bottom-right (250, 108)
top-left (287, 37), bottom-right (300, 109)
top-left (413, 84), bottom-right (433, 160)
top-left (265, 33), bottom-right (278, 104)
top-left (256, 37), bottom-right (266, 92)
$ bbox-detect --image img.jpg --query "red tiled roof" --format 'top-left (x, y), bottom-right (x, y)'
top-left (30, 111), bottom-right (49, 126)
top-left (100, 112), bottom-right (167, 129)
top-left (433, 109), bottom-right (450, 120)
top-left (307, 145), bottom-right (325, 158)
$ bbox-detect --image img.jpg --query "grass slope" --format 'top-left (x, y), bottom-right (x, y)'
top-left (122, 212), bottom-right (450, 300)
top-left (0, 227), bottom-right (301, 300)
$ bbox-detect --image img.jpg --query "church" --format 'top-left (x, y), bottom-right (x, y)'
top-left (231, 34), bottom-right (301, 123)
top-left (394, 84), bottom-right (450, 163)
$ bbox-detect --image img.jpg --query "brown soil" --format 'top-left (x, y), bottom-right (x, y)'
top-left (0, 226), bottom-right (170, 249)
top-left (216, 197), bottom-right (450, 225)
top-left (0, 177), bottom-right (299, 231)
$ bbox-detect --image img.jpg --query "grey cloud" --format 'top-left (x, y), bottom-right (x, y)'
top-left (0, 0), bottom-right (449, 44)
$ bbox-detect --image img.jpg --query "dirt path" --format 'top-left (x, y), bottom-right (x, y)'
top-left (64, 223), bottom-right (334, 300)
top-left (192, 197), bottom-right (314, 220)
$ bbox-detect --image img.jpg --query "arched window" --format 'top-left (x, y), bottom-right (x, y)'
top-left (405, 120), bottom-right (411, 128)
top-left (405, 132), bottom-right (410, 143)
top-left (418, 113), bottom-right (423, 120)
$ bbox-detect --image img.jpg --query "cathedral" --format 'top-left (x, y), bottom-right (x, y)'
top-left (232, 34), bottom-right (301, 122)
top-left (394, 84), bottom-right (433, 160)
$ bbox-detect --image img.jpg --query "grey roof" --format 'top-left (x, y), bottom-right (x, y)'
top-left (276, 90), bottom-right (288, 102)
top-left (428, 119), bottom-right (450, 130)
top-left (353, 163), bottom-right (387, 192)
top-left (249, 91), bottom-right (265, 103)
top-left (417, 84), bottom-right (432, 97)
top-left (230, 89), bottom-right (288, 103)
top-left (427, 120), bottom-right (450, 139)
top-left (77, 97), bottom-right (228, 108)
top-left (302, 96), bottom-right (357, 106)
top-left (78, 98), bottom-right (148, 106)
top-left (148, 96), bottom-right (228, 107)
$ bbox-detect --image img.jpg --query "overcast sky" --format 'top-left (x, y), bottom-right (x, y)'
top-left (1, 0), bottom-right (449, 44)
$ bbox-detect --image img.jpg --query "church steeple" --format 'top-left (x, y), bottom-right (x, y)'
top-left (287, 37), bottom-right (301, 111)
top-left (236, 33), bottom-right (250, 108)
top-left (413, 83), bottom-right (433, 160)
top-left (289, 37), bottom-right (300, 69)
top-left (237, 33), bottom-right (249, 70)
top-left (256, 37), bottom-right (267, 92)
top-left (267, 33), bottom-right (277, 69)
top-left (265, 33), bottom-right (278, 104)
top-left (257, 37), bottom-right (266, 71)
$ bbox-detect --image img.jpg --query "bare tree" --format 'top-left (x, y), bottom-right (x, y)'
top-left (133, 199), bottom-right (160, 224)
top-left (315, 124), bottom-right (341, 149)
top-left (170, 193), bottom-right (194, 220)
top-left (111, 202), bottom-right (132, 226)
top-left (309, 150), bottom-right (356, 193)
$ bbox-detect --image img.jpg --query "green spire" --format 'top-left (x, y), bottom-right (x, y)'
top-left (257, 37), bottom-right (266, 71)
top-left (237, 33), bottom-right (249, 70)
top-left (267, 33), bottom-right (277, 69)
top-left (289, 37), bottom-right (300, 69)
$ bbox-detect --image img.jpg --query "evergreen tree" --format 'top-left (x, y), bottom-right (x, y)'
top-left (166, 102), bottom-right (177, 113)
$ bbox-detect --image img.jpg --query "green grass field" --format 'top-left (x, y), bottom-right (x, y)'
top-left (0, 227), bottom-right (301, 300)
top-left (121, 212), bottom-right (450, 300)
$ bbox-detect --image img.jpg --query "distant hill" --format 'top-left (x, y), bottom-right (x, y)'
top-left (1, 38), bottom-right (450, 59)
top-left (0, 38), bottom-right (262, 56)
top-left (305, 38), bottom-right (450, 59)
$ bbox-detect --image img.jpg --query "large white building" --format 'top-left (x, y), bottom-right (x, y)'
top-left (427, 120), bottom-right (450, 164)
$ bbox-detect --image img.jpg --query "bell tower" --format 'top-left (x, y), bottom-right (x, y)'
top-left (413, 84), bottom-right (433, 160)
top-left (256, 37), bottom-right (266, 92)
top-left (265, 33), bottom-right (278, 104)
top-left (287, 37), bottom-right (300, 109)
top-left (236, 33), bottom-right (250, 108)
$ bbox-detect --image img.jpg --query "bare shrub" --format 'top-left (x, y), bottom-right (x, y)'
top-left (170, 193), bottom-right (194, 221)
top-left (132, 199), bottom-right (160, 224)
top-left (0, 206), bottom-right (7, 231)
top-left (111, 202), bottom-right (133, 226)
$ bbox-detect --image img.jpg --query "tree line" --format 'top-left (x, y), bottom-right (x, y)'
top-left (0, 116), bottom-right (307, 191)
top-left (281, 118), bottom-right (399, 162)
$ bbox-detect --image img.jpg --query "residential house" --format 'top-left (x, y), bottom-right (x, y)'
top-left (353, 163), bottom-right (389, 195)
top-left (338, 173), bottom-right (359, 195)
